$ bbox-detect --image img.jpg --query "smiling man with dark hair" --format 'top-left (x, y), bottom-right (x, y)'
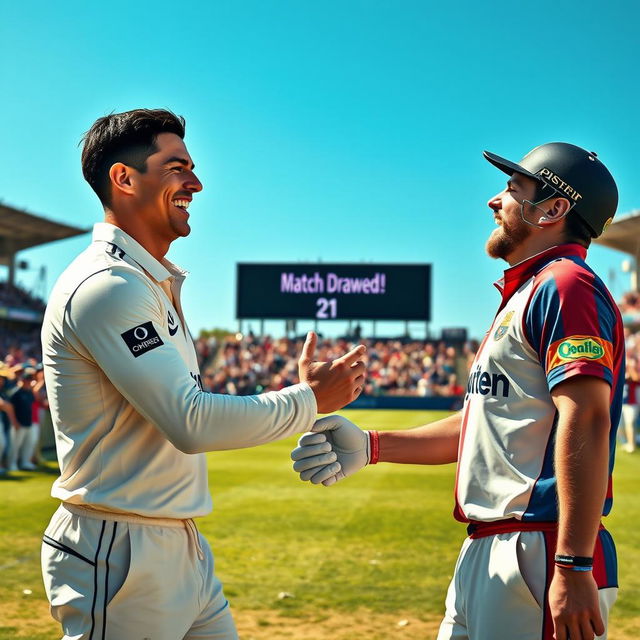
top-left (41, 108), bottom-right (366, 639)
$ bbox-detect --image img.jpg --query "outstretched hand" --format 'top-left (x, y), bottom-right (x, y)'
top-left (298, 332), bottom-right (366, 414)
top-left (291, 415), bottom-right (370, 486)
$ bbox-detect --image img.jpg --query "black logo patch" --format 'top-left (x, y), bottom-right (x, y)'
top-left (121, 322), bottom-right (164, 358)
top-left (167, 310), bottom-right (179, 336)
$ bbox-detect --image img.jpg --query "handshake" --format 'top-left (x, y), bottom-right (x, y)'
top-left (293, 332), bottom-right (376, 485)
top-left (290, 415), bottom-right (377, 486)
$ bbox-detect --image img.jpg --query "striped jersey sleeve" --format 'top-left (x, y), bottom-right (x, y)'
top-left (524, 256), bottom-right (617, 391)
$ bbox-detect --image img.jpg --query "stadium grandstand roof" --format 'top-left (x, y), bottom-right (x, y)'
top-left (0, 201), bottom-right (89, 263)
top-left (594, 209), bottom-right (640, 256)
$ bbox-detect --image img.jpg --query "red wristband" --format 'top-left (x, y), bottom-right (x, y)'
top-left (368, 430), bottom-right (380, 465)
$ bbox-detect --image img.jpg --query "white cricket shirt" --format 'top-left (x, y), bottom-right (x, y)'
top-left (454, 244), bottom-right (623, 523)
top-left (42, 223), bottom-right (317, 518)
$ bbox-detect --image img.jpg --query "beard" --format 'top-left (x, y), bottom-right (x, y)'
top-left (485, 207), bottom-right (532, 260)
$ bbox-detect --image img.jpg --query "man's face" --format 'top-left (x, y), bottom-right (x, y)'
top-left (130, 132), bottom-right (203, 242)
top-left (485, 172), bottom-right (537, 260)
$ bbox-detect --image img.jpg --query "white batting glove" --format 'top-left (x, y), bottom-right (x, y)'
top-left (291, 415), bottom-right (371, 486)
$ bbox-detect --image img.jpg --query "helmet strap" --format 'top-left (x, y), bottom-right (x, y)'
top-left (519, 196), bottom-right (570, 229)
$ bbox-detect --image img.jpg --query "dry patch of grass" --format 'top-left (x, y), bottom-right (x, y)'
top-left (0, 603), bottom-right (442, 640)
top-left (2, 594), bottom-right (638, 639)
top-left (235, 609), bottom-right (442, 639)
top-left (0, 596), bottom-right (58, 639)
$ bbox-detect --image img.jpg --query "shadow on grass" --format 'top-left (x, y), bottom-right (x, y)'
top-left (0, 474), bottom-right (28, 482)
top-left (0, 463), bottom-right (59, 481)
top-left (34, 465), bottom-right (60, 476)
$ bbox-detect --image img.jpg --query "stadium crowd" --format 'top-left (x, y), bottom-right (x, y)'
top-left (0, 281), bottom-right (46, 312)
top-left (620, 290), bottom-right (640, 315)
top-left (201, 333), bottom-right (475, 398)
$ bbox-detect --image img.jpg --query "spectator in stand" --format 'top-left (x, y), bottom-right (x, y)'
top-left (7, 368), bottom-right (36, 471)
top-left (31, 368), bottom-right (48, 465)
top-left (441, 373), bottom-right (465, 397)
top-left (1, 326), bottom-right (42, 365)
top-left (0, 370), bottom-right (20, 473)
top-left (619, 291), bottom-right (640, 314)
top-left (620, 355), bottom-right (639, 453)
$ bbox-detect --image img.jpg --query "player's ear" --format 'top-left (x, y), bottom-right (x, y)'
top-left (537, 198), bottom-right (571, 226)
top-left (109, 162), bottom-right (136, 197)
top-left (548, 197), bottom-right (571, 219)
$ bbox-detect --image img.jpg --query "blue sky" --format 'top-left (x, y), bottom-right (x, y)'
top-left (1, 0), bottom-right (638, 340)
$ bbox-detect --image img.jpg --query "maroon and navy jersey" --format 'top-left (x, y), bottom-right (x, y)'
top-left (455, 244), bottom-right (624, 523)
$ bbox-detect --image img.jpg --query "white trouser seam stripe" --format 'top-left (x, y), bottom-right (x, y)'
top-left (102, 522), bottom-right (118, 640)
top-left (89, 520), bottom-right (106, 640)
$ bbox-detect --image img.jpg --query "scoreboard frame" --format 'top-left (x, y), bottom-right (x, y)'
top-left (236, 262), bottom-right (431, 322)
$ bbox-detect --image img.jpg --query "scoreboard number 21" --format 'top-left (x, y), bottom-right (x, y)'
top-left (316, 297), bottom-right (337, 319)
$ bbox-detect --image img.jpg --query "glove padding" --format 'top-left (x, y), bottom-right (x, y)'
top-left (291, 414), bottom-right (369, 486)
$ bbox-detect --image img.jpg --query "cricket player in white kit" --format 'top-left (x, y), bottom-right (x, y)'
top-left (292, 143), bottom-right (623, 640)
top-left (41, 109), bottom-right (365, 640)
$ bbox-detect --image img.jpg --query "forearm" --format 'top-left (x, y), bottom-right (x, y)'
top-left (555, 404), bottom-right (610, 556)
top-left (67, 271), bottom-right (318, 455)
top-left (177, 384), bottom-right (317, 453)
top-left (379, 411), bottom-right (461, 465)
top-left (121, 378), bottom-right (318, 454)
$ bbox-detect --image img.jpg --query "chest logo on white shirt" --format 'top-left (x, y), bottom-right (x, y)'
top-left (494, 310), bottom-right (514, 341)
top-left (167, 310), bottom-right (179, 336)
top-left (467, 366), bottom-right (511, 398)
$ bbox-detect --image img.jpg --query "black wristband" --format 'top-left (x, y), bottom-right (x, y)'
top-left (554, 554), bottom-right (593, 567)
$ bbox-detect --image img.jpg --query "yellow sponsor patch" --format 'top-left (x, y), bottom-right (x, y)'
top-left (546, 335), bottom-right (613, 372)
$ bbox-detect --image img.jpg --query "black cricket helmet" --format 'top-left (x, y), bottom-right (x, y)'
top-left (483, 142), bottom-right (618, 237)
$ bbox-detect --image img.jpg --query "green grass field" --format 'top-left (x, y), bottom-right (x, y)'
top-left (1, 409), bottom-right (639, 639)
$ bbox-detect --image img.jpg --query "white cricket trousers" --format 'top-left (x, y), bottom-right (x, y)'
top-left (41, 503), bottom-right (238, 640)
top-left (8, 425), bottom-right (35, 469)
top-left (437, 528), bottom-right (618, 640)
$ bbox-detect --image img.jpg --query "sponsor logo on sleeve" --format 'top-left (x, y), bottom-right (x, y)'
top-left (167, 310), bottom-right (179, 336)
top-left (121, 322), bottom-right (164, 358)
top-left (546, 335), bottom-right (613, 372)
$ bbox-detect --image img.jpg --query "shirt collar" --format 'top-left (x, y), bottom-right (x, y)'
top-left (92, 222), bottom-right (186, 282)
top-left (494, 243), bottom-right (587, 301)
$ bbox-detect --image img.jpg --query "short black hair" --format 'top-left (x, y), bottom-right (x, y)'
top-left (81, 109), bottom-right (186, 207)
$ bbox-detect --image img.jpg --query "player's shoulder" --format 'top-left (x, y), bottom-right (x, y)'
top-left (533, 254), bottom-right (604, 296)
top-left (55, 243), bottom-right (158, 318)
top-left (79, 262), bottom-right (165, 316)
top-left (56, 242), bottom-right (153, 300)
